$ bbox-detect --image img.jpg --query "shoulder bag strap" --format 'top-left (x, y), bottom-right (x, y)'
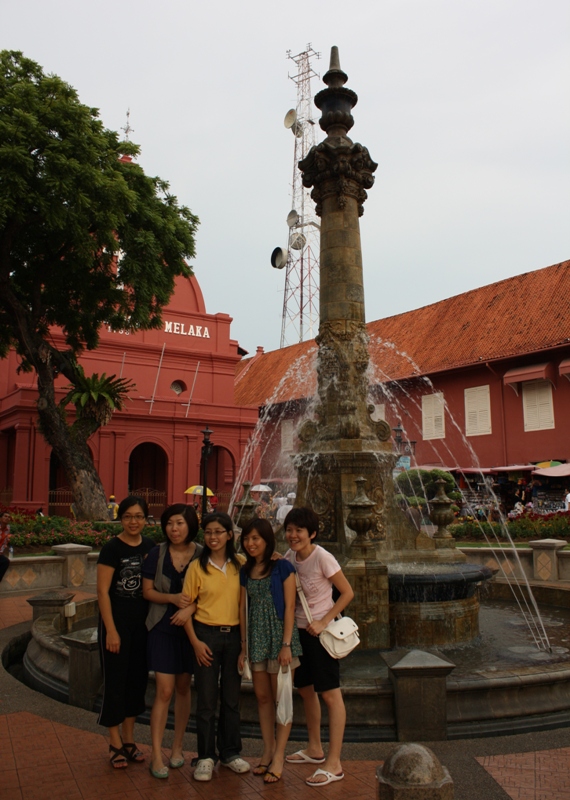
top-left (294, 571), bottom-right (313, 624)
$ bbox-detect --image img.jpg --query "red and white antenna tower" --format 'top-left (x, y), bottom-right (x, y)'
top-left (271, 45), bottom-right (321, 348)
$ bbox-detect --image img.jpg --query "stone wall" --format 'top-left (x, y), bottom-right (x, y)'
top-left (0, 549), bottom-right (97, 594)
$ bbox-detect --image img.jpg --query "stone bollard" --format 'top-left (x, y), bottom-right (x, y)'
top-left (26, 590), bottom-right (75, 621)
top-left (61, 627), bottom-right (101, 711)
top-left (528, 539), bottom-right (567, 582)
top-left (52, 543), bottom-right (92, 588)
top-left (383, 650), bottom-right (455, 741)
top-left (377, 743), bottom-right (454, 799)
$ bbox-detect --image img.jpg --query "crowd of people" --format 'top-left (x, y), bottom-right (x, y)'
top-left (96, 495), bottom-right (354, 786)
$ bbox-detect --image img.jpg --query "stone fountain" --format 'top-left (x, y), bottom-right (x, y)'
top-left (281, 46), bottom-right (500, 657)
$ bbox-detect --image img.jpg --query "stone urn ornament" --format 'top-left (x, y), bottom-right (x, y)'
top-left (429, 479), bottom-right (455, 539)
top-left (346, 476), bottom-right (376, 555)
top-left (233, 481), bottom-right (257, 529)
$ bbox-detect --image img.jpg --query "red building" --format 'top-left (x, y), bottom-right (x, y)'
top-left (234, 259), bottom-right (570, 481)
top-left (0, 275), bottom-right (258, 516)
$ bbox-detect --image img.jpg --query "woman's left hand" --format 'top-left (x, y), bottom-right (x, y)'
top-left (170, 605), bottom-right (194, 626)
top-left (278, 645), bottom-right (292, 666)
top-left (173, 593), bottom-right (192, 609)
top-left (306, 618), bottom-right (326, 637)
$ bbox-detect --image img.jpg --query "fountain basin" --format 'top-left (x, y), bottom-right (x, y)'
top-left (387, 564), bottom-right (494, 647)
top-left (388, 564), bottom-right (495, 603)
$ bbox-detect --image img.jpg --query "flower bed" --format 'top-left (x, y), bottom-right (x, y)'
top-left (0, 504), bottom-right (163, 549)
top-left (450, 510), bottom-right (570, 542)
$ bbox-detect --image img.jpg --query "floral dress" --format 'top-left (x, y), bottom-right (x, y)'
top-left (247, 575), bottom-right (302, 663)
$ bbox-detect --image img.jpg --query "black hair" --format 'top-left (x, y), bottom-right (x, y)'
top-left (117, 495), bottom-right (149, 519)
top-left (161, 504), bottom-right (199, 544)
top-left (199, 511), bottom-right (240, 573)
top-left (283, 506), bottom-right (320, 539)
top-left (240, 517), bottom-right (275, 578)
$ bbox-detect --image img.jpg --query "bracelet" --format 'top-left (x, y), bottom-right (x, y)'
top-left (281, 642), bottom-right (291, 647)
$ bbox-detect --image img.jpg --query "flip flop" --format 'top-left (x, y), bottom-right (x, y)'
top-left (264, 770), bottom-right (282, 784)
top-left (286, 750), bottom-right (326, 764)
top-left (253, 763), bottom-right (270, 775)
top-left (306, 769), bottom-right (344, 786)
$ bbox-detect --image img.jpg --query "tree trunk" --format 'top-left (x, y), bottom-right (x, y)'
top-left (35, 359), bottom-right (109, 522)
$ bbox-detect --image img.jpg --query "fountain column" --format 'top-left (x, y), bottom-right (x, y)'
top-left (295, 48), bottom-right (399, 558)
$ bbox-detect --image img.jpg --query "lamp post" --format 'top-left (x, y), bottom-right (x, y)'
top-left (392, 421), bottom-right (416, 456)
top-left (200, 426), bottom-right (213, 523)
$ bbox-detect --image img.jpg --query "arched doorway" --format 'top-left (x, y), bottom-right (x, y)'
top-left (129, 442), bottom-right (168, 519)
top-left (207, 446), bottom-right (235, 512)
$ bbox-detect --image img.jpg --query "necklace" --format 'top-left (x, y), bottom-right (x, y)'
top-left (170, 544), bottom-right (194, 571)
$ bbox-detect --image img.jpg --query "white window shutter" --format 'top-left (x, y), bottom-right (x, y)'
top-left (422, 393), bottom-right (445, 440)
top-left (465, 385), bottom-right (491, 436)
top-left (523, 381), bottom-right (554, 431)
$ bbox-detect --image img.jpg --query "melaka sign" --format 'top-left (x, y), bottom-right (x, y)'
top-left (164, 320), bottom-right (210, 338)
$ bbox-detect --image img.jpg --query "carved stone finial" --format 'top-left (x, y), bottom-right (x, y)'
top-left (314, 46), bottom-right (357, 136)
top-left (322, 46), bottom-right (348, 89)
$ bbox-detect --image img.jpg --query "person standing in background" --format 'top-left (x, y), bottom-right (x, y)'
top-left (0, 511), bottom-right (11, 582)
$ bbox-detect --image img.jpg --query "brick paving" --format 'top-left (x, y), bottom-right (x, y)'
top-left (1, 591), bottom-right (570, 798)
top-left (477, 749), bottom-right (570, 800)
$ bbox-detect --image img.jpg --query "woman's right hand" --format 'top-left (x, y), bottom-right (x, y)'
top-left (173, 593), bottom-right (192, 609)
top-left (105, 630), bottom-right (121, 653)
top-left (193, 639), bottom-right (213, 667)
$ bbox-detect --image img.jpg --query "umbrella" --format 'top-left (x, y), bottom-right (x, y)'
top-left (184, 485), bottom-right (214, 496)
top-left (535, 460), bottom-right (562, 468)
top-left (251, 484), bottom-right (272, 493)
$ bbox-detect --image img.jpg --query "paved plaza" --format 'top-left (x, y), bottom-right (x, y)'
top-left (1, 592), bottom-right (569, 799)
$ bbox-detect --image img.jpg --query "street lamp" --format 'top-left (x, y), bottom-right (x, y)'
top-left (392, 421), bottom-right (416, 456)
top-left (200, 426), bottom-right (214, 522)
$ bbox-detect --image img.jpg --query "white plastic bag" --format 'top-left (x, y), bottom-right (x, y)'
top-left (276, 665), bottom-right (293, 726)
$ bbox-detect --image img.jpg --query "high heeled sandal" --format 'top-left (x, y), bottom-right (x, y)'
top-left (109, 744), bottom-right (128, 769)
top-left (121, 742), bottom-right (145, 763)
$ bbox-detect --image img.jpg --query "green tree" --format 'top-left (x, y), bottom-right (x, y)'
top-left (0, 51), bottom-right (199, 520)
top-left (395, 468), bottom-right (461, 506)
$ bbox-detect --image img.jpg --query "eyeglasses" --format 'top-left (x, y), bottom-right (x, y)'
top-left (204, 528), bottom-right (230, 537)
top-left (122, 514), bottom-right (146, 522)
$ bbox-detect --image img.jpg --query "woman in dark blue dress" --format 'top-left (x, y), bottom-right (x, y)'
top-left (142, 503), bottom-right (202, 778)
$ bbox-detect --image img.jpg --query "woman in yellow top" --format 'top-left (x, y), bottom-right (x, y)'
top-left (182, 512), bottom-right (250, 782)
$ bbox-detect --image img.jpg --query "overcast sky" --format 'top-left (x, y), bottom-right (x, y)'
top-left (3, 0), bottom-right (569, 356)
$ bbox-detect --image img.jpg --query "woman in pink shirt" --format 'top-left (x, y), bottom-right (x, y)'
top-left (283, 507), bottom-right (353, 787)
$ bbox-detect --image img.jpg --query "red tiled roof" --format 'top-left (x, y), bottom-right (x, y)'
top-left (234, 259), bottom-right (570, 407)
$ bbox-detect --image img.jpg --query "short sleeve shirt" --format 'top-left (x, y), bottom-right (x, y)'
top-left (285, 544), bottom-right (340, 629)
top-left (98, 535), bottom-right (155, 617)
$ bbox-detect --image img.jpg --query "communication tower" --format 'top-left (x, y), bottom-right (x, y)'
top-left (271, 45), bottom-right (321, 348)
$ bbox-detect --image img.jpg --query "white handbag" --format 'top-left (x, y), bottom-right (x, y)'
top-left (295, 573), bottom-right (360, 659)
top-left (276, 665), bottom-right (293, 725)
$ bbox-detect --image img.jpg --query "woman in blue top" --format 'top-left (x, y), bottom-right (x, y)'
top-left (238, 518), bottom-right (302, 784)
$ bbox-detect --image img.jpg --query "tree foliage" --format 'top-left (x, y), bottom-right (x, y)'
top-left (395, 469), bottom-right (461, 504)
top-left (0, 51), bottom-right (199, 519)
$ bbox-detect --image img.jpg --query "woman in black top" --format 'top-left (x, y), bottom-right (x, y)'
top-left (97, 495), bottom-right (155, 768)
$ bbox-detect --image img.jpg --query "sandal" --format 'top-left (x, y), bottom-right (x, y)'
top-left (264, 770), bottom-right (282, 784)
top-left (122, 742), bottom-right (145, 763)
top-left (253, 763), bottom-right (270, 775)
top-left (109, 744), bottom-right (128, 769)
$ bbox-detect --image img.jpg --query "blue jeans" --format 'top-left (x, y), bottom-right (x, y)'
top-left (192, 621), bottom-right (242, 762)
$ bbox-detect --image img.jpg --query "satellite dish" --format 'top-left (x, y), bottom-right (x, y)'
top-left (291, 120), bottom-right (303, 137)
top-left (271, 247), bottom-right (288, 269)
top-left (286, 210), bottom-right (299, 228)
top-left (290, 233), bottom-right (306, 251)
top-left (284, 109), bottom-right (297, 129)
